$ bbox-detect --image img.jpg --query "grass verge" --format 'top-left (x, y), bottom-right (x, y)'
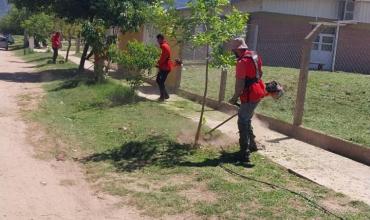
top-left (13, 51), bottom-right (369, 219)
top-left (181, 64), bottom-right (370, 147)
top-left (35, 79), bottom-right (370, 219)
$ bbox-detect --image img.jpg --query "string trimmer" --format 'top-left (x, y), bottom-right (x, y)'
top-left (203, 103), bottom-right (240, 140)
top-left (203, 80), bottom-right (284, 139)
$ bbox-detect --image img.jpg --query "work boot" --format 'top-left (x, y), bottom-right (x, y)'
top-left (248, 127), bottom-right (258, 152)
top-left (163, 89), bottom-right (170, 99)
top-left (249, 137), bottom-right (258, 152)
top-left (238, 149), bottom-right (250, 163)
top-left (158, 89), bottom-right (165, 101)
top-left (238, 127), bottom-right (251, 163)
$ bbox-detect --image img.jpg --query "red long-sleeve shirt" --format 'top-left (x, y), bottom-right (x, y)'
top-left (51, 34), bottom-right (61, 49)
top-left (157, 41), bottom-right (172, 72)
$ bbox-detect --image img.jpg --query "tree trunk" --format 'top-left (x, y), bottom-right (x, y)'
top-left (94, 53), bottom-right (105, 83)
top-left (75, 36), bottom-right (81, 54)
top-left (23, 31), bottom-right (28, 55)
top-left (79, 43), bottom-right (89, 72)
top-left (194, 44), bottom-right (210, 147)
top-left (65, 38), bottom-right (72, 62)
top-left (28, 36), bottom-right (35, 51)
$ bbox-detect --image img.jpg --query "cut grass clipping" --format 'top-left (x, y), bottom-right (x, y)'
top-left (30, 75), bottom-right (370, 219)
top-left (181, 64), bottom-right (370, 147)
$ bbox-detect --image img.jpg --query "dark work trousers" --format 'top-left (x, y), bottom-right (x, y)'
top-left (52, 47), bottom-right (58, 63)
top-left (238, 102), bottom-right (259, 159)
top-left (156, 70), bottom-right (170, 99)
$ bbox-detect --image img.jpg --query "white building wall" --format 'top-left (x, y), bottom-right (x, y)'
top-left (261, 0), bottom-right (340, 19)
top-left (354, 1), bottom-right (370, 23)
top-left (232, 0), bottom-right (263, 13)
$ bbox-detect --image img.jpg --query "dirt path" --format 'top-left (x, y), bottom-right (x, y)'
top-left (0, 51), bottom-right (148, 220)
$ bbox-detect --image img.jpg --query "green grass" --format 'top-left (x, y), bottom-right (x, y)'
top-left (26, 78), bottom-right (369, 219)
top-left (14, 50), bottom-right (370, 219)
top-left (181, 64), bottom-right (370, 147)
top-left (14, 47), bottom-right (77, 72)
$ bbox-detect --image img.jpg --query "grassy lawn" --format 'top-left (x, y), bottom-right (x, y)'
top-left (181, 64), bottom-right (370, 147)
top-left (13, 45), bottom-right (77, 72)
top-left (14, 51), bottom-right (370, 219)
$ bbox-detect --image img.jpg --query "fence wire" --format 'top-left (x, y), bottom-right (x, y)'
top-left (177, 23), bottom-right (370, 147)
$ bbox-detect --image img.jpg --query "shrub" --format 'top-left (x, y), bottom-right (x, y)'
top-left (109, 41), bottom-right (160, 91)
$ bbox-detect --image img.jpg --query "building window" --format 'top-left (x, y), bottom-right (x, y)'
top-left (312, 34), bottom-right (335, 52)
top-left (339, 0), bottom-right (355, 20)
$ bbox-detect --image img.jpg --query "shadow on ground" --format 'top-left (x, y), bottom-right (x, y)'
top-left (80, 135), bottom-right (251, 172)
top-left (0, 68), bottom-right (79, 83)
top-left (138, 85), bottom-right (176, 96)
top-left (81, 135), bottom-right (192, 172)
top-left (8, 45), bottom-right (25, 51)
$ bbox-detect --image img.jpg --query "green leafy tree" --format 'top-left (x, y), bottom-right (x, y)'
top-left (22, 12), bottom-right (54, 48)
top-left (55, 19), bottom-right (82, 62)
top-left (11, 0), bottom-right (153, 73)
top-left (146, 0), bottom-right (184, 41)
top-left (182, 0), bottom-right (249, 146)
top-left (81, 19), bottom-right (109, 82)
top-left (0, 6), bottom-right (29, 34)
top-left (109, 41), bottom-right (160, 92)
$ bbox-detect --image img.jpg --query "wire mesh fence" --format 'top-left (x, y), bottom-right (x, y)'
top-left (177, 23), bottom-right (370, 147)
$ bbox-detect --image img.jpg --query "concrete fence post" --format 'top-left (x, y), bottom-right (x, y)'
top-left (218, 68), bottom-right (228, 104)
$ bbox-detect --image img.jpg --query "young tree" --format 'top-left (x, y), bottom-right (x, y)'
top-left (11, 0), bottom-right (150, 69)
top-left (22, 12), bottom-right (54, 48)
top-left (182, 0), bottom-right (249, 146)
top-left (146, 0), bottom-right (184, 42)
top-left (54, 19), bottom-right (82, 62)
top-left (109, 41), bottom-right (160, 94)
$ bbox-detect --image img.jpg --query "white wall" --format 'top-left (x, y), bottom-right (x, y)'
top-left (232, 0), bottom-right (370, 24)
top-left (232, 0), bottom-right (263, 13)
top-left (355, 1), bottom-right (370, 23)
top-left (261, 0), bottom-right (340, 19)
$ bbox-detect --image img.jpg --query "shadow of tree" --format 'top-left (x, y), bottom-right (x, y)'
top-left (80, 135), bottom-right (194, 172)
top-left (25, 56), bottom-right (51, 63)
top-left (0, 68), bottom-right (79, 83)
top-left (8, 45), bottom-right (24, 51)
top-left (179, 151), bottom-right (254, 168)
top-left (80, 135), bottom-right (251, 172)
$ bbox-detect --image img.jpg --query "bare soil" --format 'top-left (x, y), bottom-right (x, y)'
top-left (0, 51), bottom-right (150, 220)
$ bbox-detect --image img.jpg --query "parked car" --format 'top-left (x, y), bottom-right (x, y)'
top-left (0, 36), bottom-right (9, 51)
top-left (6, 34), bottom-right (14, 45)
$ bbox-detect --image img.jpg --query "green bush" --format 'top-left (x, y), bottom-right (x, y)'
top-left (109, 41), bottom-right (160, 91)
top-left (21, 12), bottom-right (53, 44)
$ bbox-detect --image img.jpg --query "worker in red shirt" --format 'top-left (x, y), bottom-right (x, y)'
top-left (156, 34), bottom-right (172, 101)
top-left (51, 32), bottom-right (61, 64)
top-left (229, 37), bottom-right (266, 163)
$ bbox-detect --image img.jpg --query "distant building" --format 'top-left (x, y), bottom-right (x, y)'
top-left (177, 0), bottom-right (370, 73)
top-left (0, 0), bottom-right (10, 18)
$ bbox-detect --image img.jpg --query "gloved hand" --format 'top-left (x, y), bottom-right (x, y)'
top-left (228, 96), bottom-right (238, 105)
